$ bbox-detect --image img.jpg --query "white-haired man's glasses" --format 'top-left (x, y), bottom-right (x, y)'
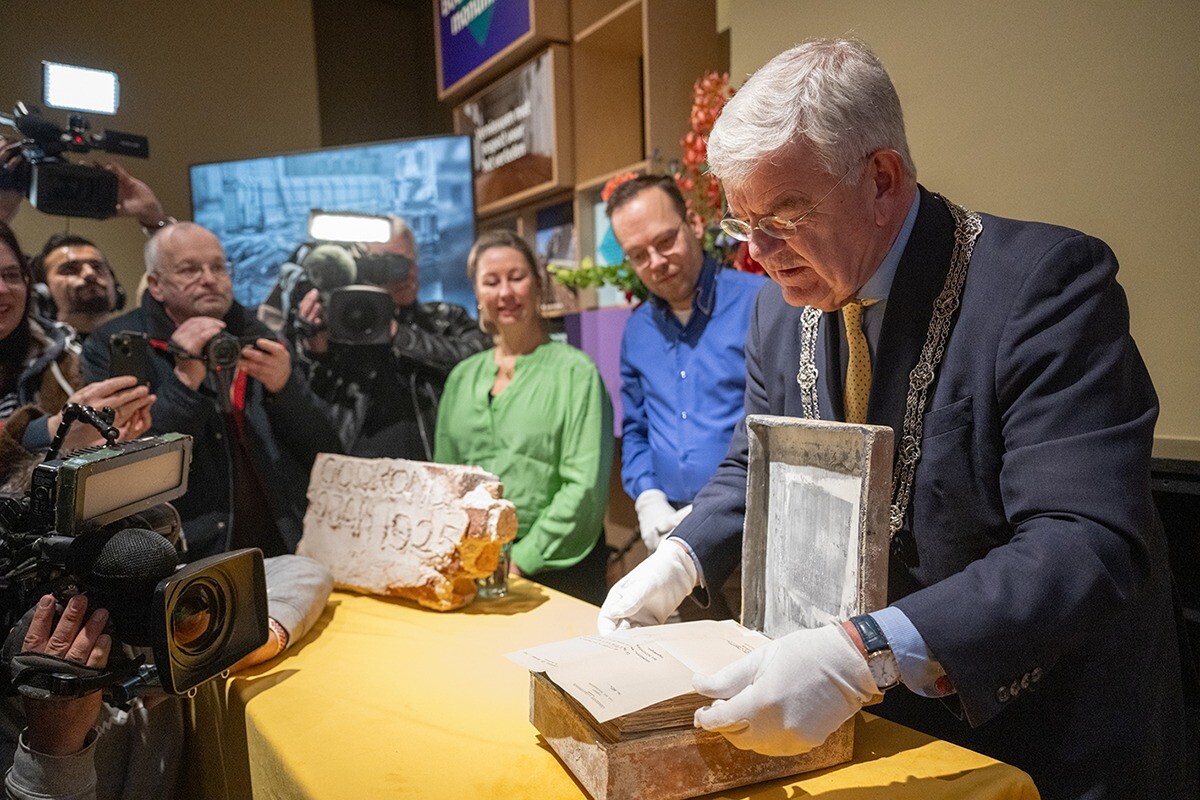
top-left (719, 159), bottom-right (861, 242)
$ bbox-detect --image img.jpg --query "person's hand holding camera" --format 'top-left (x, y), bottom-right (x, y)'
top-left (0, 136), bottom-right (24, 224)
top-left (46, 376), bottom-right (155, 451)
top-left (103, 161), bottom-right (170, 230)
top-left (21, 594), bottom-right (111, 757)
top-left (298, 288), bottom-right (329, 354)
top-left (170, 317), bottom-right (226, 390)
top-left (239, 337), bottom-right (291, 394)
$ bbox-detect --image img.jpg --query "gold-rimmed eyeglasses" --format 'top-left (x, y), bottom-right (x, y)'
top-left (720, 158), bottom-right (862, 242)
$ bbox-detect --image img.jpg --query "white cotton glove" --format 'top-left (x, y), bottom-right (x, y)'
top-left (597, 539), bottom-right (698, 634)
top-left (692, 624), bottom-right (880, 756)
top-left (635, 489), bottom-right (681, 552)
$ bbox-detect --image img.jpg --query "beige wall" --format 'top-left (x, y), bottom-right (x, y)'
top-left (1, 0), bottom-right (322, 299)
top-left (728, 1), bottom-right (1200, 455)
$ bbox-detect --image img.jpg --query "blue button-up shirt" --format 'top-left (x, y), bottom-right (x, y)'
top-left (620, 258), bottom-right (767, 504)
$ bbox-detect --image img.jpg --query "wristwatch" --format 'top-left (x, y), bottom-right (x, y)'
top-left (848, 614), bottom-right (901, 691)
top-left (267, 617), bottom-right (289, 657)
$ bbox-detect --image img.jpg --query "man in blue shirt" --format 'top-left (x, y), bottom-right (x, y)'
top-left (607, 176), bottom-right (766, 554)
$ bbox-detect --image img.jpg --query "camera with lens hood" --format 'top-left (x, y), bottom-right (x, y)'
top-left (0, 428), bottom-right (268, 701)
top-left (293, 243), bottom-right (406, 347)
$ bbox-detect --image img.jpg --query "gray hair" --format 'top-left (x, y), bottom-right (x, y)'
top-left (707, 38), bottom-right (915, 189)
top-left (144, 221), bottom-right (221, 274)
top-left (145, 221), bottom-right (189, 274)
top-left (387, 215), bottom-right (419, 260)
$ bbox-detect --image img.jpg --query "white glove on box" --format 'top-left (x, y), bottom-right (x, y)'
top-left (692, 624), bottom-right (880, 756)
top-left (597, 539), bottom-right (697, 634)
top-left (635, 489), bottom-right (679, 552)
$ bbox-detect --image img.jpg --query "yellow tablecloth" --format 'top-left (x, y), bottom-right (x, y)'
top-left (200, 581), bottom-right (1039, 800)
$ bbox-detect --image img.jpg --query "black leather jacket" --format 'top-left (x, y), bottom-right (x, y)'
top-left (296, 301), bottom-right (490, 460)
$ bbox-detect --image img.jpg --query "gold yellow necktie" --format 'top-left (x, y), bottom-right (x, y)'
top-left (842, 299), bottom-right (875, 424)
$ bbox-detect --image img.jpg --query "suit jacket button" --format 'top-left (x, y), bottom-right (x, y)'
top-left (1021, 674), bottom-right (1031, 691)
top-left (1030, 667), bottom-right (1042, 683)
top-left (1009, 680), bottom-right (1022, 698)
top-left (996, 686), bottom-right (1010, 703)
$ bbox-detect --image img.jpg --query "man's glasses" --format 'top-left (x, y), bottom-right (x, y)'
top-left (167, 260), bottom-right (231, 286)
top-left (625, 222), bottom-right (685, 270)
top-left (720, 159), bottom-right (861, 242)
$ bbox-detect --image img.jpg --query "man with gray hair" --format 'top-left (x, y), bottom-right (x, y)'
top-left (598, 38), bottom-right (1186, 798)
top-left (81, 222), bottom-right (342, 560)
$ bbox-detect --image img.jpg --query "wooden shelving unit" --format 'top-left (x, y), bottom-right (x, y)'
top-left (472, 0), bottom-right (722, 290)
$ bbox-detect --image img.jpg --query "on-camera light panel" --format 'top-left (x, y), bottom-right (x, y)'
top-left (43, 62), bottom-right (119, 115)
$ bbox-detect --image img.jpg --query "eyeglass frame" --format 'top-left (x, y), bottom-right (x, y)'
top-left (719, 156), bottom-right (866, 242)
top-left (156, 258), bottom-right (233, 288)
top-left (623, 220), bottom-right (689, 271)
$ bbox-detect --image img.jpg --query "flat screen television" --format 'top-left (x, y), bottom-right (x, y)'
top-left (190, 135), bottom-right (476, 313)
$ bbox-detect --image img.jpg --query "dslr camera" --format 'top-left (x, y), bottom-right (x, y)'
top-left (0, 102), bottom-right (148, 219)
top-left (0, 429), bottom-right (268, 700)
top-left (202, 331), bottom-right (266, 372)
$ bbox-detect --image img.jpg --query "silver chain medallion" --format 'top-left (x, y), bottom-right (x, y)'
top-left (793, 195), bottom-right (983, 542)
top-left (796, 306), bottom-right (823, 419)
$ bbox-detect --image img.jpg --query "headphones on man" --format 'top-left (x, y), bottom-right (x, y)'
top-left (29, 236), bottom-right (127, 319)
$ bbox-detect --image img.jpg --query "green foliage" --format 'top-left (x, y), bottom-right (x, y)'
top-left (547, 257), bottom-right (649, 303)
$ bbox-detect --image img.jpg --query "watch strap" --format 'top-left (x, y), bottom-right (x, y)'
top-left (849, 614), bottom-right (890, 654)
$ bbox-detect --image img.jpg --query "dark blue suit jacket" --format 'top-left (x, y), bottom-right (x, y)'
top-left (676, 187), bottom-right (1185, 800)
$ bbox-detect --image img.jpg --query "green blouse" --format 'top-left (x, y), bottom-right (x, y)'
top-left (434, 342), bottom-right (614, 575)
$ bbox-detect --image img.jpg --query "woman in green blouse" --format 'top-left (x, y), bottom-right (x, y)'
top-left (435, 231), bottom-right (614, 604)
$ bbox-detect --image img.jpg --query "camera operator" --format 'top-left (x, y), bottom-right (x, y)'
top-left (81, 222), bottom-right (343, 561)
top-left (294, 216), bottom-right (489, 459)
top-left (2, 559), bottom-right (334, 800)
top-left (0, 222), bottom-right (153, 492)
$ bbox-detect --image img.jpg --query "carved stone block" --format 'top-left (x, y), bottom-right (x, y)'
top-left (297, 454), bottom-right (517, 610)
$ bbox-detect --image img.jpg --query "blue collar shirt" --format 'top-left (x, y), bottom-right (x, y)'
top-left (619, 257), bottom-right (767, 504)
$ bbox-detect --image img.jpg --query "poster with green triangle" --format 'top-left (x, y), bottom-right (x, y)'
top-left (439, 0), bottom-right (531, 92)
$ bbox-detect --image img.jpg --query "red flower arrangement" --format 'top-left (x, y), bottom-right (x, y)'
top-left (601, 171), bottom-right (641, 204)
top-left (675, 72), bottom-right (763, 274)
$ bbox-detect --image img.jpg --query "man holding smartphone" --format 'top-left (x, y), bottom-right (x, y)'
top-left (81, 222), bottom-right (342, 560)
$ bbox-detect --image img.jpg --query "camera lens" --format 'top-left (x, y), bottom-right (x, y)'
top-left (171, 578), bottom-right (223, 654)
top-left (342, 303), bottom-right (380, 335)
top-left (204, 333), bottom-right (242, 370)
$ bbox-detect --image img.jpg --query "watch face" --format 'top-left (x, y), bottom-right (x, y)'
top-left (868, 650), bottom-right (901, 690)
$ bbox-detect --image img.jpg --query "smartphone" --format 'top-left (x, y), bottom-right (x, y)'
top-left (109, 332), bottom-right (152, 386)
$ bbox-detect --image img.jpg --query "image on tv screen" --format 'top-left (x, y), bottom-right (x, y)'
top-left (190, 135), bottom-right (476, 313)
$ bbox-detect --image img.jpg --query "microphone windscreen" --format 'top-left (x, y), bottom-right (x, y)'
top-left (68, 527), bottom-right (179, 595)
top-left (302, 244), bottom-right (357, 292)
top-left (14, 112), bottom-right (63, 143)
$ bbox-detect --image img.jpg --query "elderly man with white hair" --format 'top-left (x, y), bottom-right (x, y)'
top-left (597, 38), bottom-right (1186, 800)
top-left (81, 222), bottom-right (342, 561)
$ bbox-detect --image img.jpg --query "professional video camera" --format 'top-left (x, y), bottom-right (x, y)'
top-left (298, 243), bottom-right (398, 346)
top-left (0, 102), bottom-right (149, 219)
top-left (0, 409), bottom-right (268, 703)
